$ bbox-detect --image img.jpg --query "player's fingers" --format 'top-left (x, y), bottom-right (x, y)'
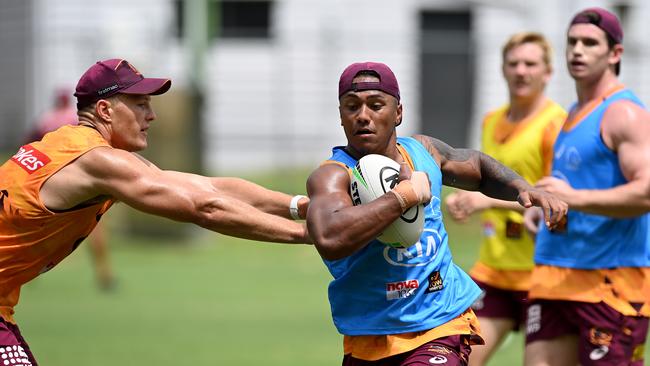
top-left (518, 192), bottom-right (533, 208)
top-left (445, 201), bottom-right (459, 214)
top-left (411, 171), bottom-right (432, 203)
top-left (535, 176), bottom-right (552, 186)
top-left (550, 199), bottom-right (569, 226)
top-left (541, 199), bottom-right (553, 228)
top-left (398, 161), bottom-right (412, 181)
top-left (444, 193), bottom-right (457, 207)
top-left (523, 207), bottom-right (542, 236)
top-left (447, 205), bottom-right (465, 220)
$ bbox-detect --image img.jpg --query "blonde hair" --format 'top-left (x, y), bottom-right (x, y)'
top-left (502, 32), bottom-right (553, 71)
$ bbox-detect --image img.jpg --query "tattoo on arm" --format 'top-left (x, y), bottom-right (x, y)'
top-left (416, 134), bottom-right (473, 163)
top-left (414, 134), bottom-right (526, 199)
top-left (478, 153), bottom-right (521, 185)
top-left (416, 135), bottom-right (481, 189)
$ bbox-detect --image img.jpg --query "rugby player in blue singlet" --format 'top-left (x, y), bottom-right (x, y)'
top-left (306, 62), bottom-right (567, 366)
top-left (524, 8), bottom-right (650, 366)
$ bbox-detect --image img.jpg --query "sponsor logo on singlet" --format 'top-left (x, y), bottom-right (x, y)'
top-left (482, 221), bottom-right (495, 237)
top-left (382, 228), bottom-right (441, 267)
top-left (11, 145), bottom-right (51, 174)
top-left (386, 279), bottom-right (419, 300)
top-left (425, 270), bottom-right (444, 293)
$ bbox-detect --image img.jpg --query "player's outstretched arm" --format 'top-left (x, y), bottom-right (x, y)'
top-left (44, 147), bottom-right (310, 244)
top-left (160, 173), bottom-right (309, 219)
top-left (413, 134), bottom-right (567, 228)
top-left (306, 163), bottom-right (429, 260)
top-left (445, 190), bottom-right (524, 223)
top-left (209, 177), bottom-right (309, 219)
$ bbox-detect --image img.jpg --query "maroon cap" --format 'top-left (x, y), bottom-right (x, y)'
top-left (338, 62), bottom-right (400, 101)
top-left (74, 59), bottom-right (172, 109)
top-left (570, 7), bottom-right (623, 44)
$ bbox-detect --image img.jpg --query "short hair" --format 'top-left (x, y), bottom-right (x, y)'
top-left (501, 32), bottom-right (553, 72)
top-left (353, 70), bottom-right (381, 80)
top-left (76, 94), bottom-right (122, 116)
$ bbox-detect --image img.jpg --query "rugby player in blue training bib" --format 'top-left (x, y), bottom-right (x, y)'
top-left (306, 61), bottom-right (567, 366)
top-left (524, 8), bottom-right (650, 366)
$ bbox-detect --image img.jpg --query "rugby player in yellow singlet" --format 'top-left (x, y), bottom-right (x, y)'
top-left (445, 32), bottom-right (566, 366)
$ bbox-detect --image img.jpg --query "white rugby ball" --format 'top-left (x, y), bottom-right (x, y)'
top-left (349, 154), bottom-right (425, 248)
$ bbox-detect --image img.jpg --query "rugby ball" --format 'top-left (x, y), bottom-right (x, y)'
top-left (350, 154), bottom-right (425, 248)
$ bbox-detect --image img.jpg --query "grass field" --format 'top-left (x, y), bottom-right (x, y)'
top-left (11, 168), bottom-right (649, 365)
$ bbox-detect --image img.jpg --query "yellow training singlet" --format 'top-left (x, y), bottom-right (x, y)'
top-left (469, 100), bottom-right (566, 290)
top-left (0, 125), bottom-right (115, 323)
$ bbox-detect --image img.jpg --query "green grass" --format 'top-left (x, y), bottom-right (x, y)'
top-left (11, 171), bottom-right (650, 365)
top-left (19, 234), bottom-right (340, 365)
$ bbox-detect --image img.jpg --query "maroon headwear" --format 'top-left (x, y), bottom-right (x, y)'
top-left (74, 59), bottom-right (171, 109)
top-left (338, 62), bottom-right (400, 101)
top-left (570, 7), bottom-right (623, 44)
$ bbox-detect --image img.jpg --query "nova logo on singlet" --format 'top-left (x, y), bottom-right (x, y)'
top-left (11, 145), bottom-right (51, 174)
top-left (386, 279), bottom-right (419, 300)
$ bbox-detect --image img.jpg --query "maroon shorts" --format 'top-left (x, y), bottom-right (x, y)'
top-left (525, 299), bottom-right (649, 366)
top-left (0, 319), bottom-right (38, 366)
top-left (470, 278), bottom-right (528, 330)
top-left (342, 334), bottom-right (472, 366)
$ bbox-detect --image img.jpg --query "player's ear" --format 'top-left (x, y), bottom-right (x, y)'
top-left (610, 44), bottom-right (623, 68)
top-left (395, 102), bottom-right (403, 127)
top-left (95, 99), bottom-right (112, 122)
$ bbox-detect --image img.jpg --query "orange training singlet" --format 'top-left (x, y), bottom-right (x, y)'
top-left (0, 125), bottom-right (115, 323)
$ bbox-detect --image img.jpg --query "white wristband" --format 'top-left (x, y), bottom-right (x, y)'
top-left (290, 195), bottom-right (306, 220)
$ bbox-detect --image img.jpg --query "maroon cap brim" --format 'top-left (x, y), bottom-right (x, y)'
top-left (121, 78), bottom-right (171, 96)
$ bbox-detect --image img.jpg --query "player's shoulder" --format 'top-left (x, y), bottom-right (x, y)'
top-left (606, 98), bottom-right (649, 118)
top-left (601, 99), bottom-right (650, 146)
top-left (76, 146), bottom-right (154, 177)
top-left (307, 161), bottom-right (351, 193)
top-left (411, 134), bottom-right (433, 147)
top-left (482, 104), bottom-right (509, 122)
top-left (478, 104), bottom-right (511, 130)
top-left (309, 161), bottom-right (349, 181)
top-left (603, 99), bottom-right (650, 129)
top-left (411, 134), bottom-right (449, 153)
top-left (545, 99), bottom-right (568, 118)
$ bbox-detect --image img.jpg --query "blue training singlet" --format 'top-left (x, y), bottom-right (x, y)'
top-left (535, 89), bottom-right (650, 269)
top-left (322, 136), bottom-right (481, 336)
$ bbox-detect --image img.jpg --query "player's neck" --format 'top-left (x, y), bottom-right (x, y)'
top-left (507, 95), bottom-right (547, 122)
top-left (344, 144), bottom-right (400, 162)
top-left (78, 119), bottom-right (110, 144)
top-left (575, 74), bottom-right (622, 107)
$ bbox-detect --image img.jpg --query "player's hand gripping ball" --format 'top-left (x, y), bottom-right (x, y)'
top-left (350, 154), bottom-right (425, 248)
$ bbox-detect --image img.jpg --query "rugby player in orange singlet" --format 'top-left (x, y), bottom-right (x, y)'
top-left (27, 88), bottom-right (117, 291)
top-left (0, 59), bottom-right (310, 365)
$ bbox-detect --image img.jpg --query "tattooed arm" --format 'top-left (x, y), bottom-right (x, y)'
top-left (413, 134), bottom-right (567, 227)
top-left (413, 135), bottom-right (527, 200)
